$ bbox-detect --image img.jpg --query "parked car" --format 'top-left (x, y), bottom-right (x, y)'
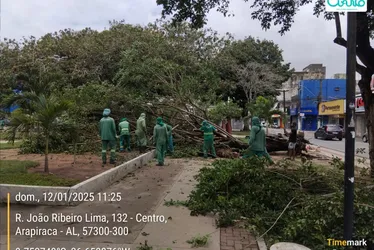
top-left (362, 132), bottom-right (368, 143)
top-left (339, 125), bottom-right (345, 138)
top-left (314, 124), bottom-right (343, 140)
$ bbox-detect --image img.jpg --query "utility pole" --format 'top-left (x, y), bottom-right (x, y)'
top-left (344, 12), bottom-right (356, 241)
top-left (318, 79), bottom-right (323, 127)
top-left (277, 89), bottom-right (289, 133)
top-left (282, 90), bottom-right (286, 112)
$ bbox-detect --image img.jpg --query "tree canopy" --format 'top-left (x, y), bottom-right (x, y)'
top-left (0, 19), bottom-right (289, 153)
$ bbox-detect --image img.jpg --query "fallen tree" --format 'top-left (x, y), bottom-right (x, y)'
top-left (105, 102), bottom-right (310, 156)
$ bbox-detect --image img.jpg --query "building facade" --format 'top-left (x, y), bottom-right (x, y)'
top-left (333, 73), bottom-right (346, 79)
top-left (318, 99), bottom-right (346, 127)
top-left (298, 79), bottom-right (346, 131)
top-left (275, 64), bottom-right (326, 129)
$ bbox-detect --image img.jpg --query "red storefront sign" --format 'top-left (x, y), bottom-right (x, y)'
top-left (355, 96), bottom-right (365, 112)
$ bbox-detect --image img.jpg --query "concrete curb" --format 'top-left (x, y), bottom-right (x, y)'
top-left (257, 237), bottom-right (268, 250)
top-left (0, 150), bottom-right (155, 206)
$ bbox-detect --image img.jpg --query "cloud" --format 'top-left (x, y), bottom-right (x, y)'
top-left (1, 0), bottom-right (162, 38)
top-left (1, 0), bottom-right (350, 78)
top-left (205, 0), bottom-right (348, 78)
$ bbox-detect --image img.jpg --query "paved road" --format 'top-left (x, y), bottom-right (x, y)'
top-left (267, 128), bottom-right (370, 159)
top-left (309, 138), bottom-right (369, 159)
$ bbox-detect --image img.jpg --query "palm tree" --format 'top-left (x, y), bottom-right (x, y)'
top-left (9, 94), bottom-right (72, 173)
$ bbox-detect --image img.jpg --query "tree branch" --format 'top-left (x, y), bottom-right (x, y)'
top-left (333, 36), bottom-right (371, 76)
top-left (259, 197), bottom-right (295, 238)
top-left (333, 12), bottom-right (374, 73)
top-left (334, 13), bottom-right (342, 38)
top-left (356, 62), bottom-right (366, 76)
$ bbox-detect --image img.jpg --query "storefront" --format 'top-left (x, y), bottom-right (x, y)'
top-left (355, 94), bottom-right (366, 137)
top-left (299, 107), bottom-right (318, 131)
top-left (318, 99), bottom-right (346, 127)
top-left (290, 108), bottom-right (298, 126)
top-left (271, 114), bottom-right (283, 128)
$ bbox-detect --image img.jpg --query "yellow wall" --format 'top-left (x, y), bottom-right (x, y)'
top-left (319, 100), bottom-right (345, 115)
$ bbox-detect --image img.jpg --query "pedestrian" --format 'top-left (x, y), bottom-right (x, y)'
top-left (200, 120), bottom-right (217, 159)
top-left (153, 117), bottom-right (168, 166)
top-left (288, 122), bottom-right (297, 160)
top-left (118, 117), bottom-right (131, 152)
top-left (99, 108), bottom-right (117, 166)
top-left (243, 116), bottom-right (273, 164)
top-left (165, 123), bottom-right (174, 155)
top-left (135, 113), bottom-right (147, 153)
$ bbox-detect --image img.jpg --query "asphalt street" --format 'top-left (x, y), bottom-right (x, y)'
top-left (267, 128), bottom-right (370, 159)
top-left (309, 138), bottom-right (369, 159)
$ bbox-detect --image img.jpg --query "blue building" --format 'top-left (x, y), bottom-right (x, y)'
top-left (298, 79), bottom-right (346, 131)
top-left (1, 89), bottom-right (22, 114)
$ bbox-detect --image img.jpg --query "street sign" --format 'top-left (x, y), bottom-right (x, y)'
top-left (355, 95), bottom-right (365, 112)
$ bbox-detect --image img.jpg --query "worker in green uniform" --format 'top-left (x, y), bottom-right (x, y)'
top-left (135, 113), bottom-right (147, 153)
top-left (243, 116), bottom-right (273, 163)
top-left (154, 117), bottom-right (169, 166)
top-left (200, 120), bottom-right (216, 158)
top-left (118, 118), bottom-right (131, 152)
top-left (99, 108), bottom-right (117, 166)
top-left (165, 123), bottom-right (174, 155)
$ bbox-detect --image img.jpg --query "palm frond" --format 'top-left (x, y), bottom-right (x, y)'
top-left (7, 109), bottom-right (36, 142)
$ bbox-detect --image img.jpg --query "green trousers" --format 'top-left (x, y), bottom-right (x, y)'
top-left (242, 149), bottom-right (273, 164)
top-left (120, 135), bottom-right (131, 151)
top-left (156, 142), bottom-right (167, 165)
top-left (102, 140), bottom-right (116, 163)
top-left (203, 139), bottom-right (216, 158)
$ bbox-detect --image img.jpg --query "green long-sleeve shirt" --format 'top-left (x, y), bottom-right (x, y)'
top-left (248, 125), bottom-right (266, 151)
top-left (118, 120), bottom-right (130, 135)
top-left (153, 124), bottom-right (168, 144)
top-left (166, 124), bottom-right (172, 137)
top-left (200, 124), bottom-right (216, 140)
top-left (99, 116), bottom-right (116, 141)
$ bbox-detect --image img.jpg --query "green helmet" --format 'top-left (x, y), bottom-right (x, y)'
top-left (156, 117), bottom-right (164, 126)
top-left (103, 108), bottom-right (111, 116)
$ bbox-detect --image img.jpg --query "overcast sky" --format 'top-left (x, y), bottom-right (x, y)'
top-left (1, 0), bottom-right (349, 78)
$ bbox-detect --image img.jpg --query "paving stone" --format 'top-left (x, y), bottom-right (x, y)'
top-left (220, 227), bottom-right (259, 250)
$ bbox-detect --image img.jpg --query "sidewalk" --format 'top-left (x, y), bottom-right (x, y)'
top-left (311, 146), bottom-right (370, 169)
top-left (0, 158), bottom-right (262, 250)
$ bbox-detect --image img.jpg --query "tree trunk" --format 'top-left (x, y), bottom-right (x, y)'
top-left (44, 133), bottom-right (49, 173)
top-left (358, 75), bottom-right (374, 177)
top-left (242, 107), bottom-right (250, 131)
top-left (243, 116), bottom-right (250, 131)
top-left (366, 101), bottom-right (374, 177)
top-left (221, 119), bottom-right (226, 131)
top-left (226, 118), bottom-right (232, 134)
